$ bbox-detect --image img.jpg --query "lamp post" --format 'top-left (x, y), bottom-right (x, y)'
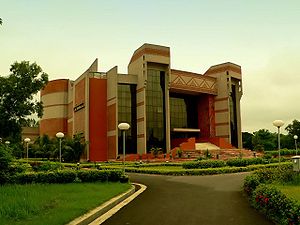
top-left (272, 120), bottom-right (284, 163)
top-left (118, 123), bottom-right (130, 174)
top-left (294, 135), bottom-right (298, 155)
top-left (24, 138), bottom-right (30, 163)
top-left (56, 132), bottom-right (64, 166)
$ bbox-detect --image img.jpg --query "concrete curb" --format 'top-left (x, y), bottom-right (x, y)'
top-left (67, 183), bottom-right (146, 225)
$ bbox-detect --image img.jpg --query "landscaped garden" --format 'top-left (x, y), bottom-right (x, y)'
top-left (244, 164), bottom-right (300, 224)
top-left (0, 144), bottom-right (131, 225)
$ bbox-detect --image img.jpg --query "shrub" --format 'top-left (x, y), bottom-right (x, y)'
top-left (30, 161), bottom-right (61, 172)
top-left (226, 158), bottom-right (268, 167)
top-left (182, 160), bottom-right (226, 169)
top-left (13, 170), bottom-right (77, 184)
top-left (251, 184), bottom-right (300, 225)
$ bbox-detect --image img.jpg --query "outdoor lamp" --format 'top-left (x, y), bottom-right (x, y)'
top-left (24, 138), bottom-right (31, 163)
top-left (294, 135), bottom-right (298, 155)
top-left (56, 132), bottom-right (64, 166)
top-left (118, 123), bottom-right (130, 174)
top-left (272, 120), bottom-right (284, 163)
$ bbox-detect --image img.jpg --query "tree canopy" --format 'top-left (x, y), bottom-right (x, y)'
top-left (0, 61), bottom-right (48, 140)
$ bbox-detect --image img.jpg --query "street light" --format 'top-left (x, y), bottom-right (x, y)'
top-left (118, 123), bottom-right (130, 174)
top-left (24, 138), bottom-right (31, 163)
top-left (272, 120), bottom-right (284, 163)
top-left (294, 135), bottom-right (298, 155)
top-left (56, 132), bottom-right (64, 166)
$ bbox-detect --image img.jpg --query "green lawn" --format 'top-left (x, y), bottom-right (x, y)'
top-left (277, 185), bottom-right (300, 202)
top-left (0, 182), bottom-right (131, 225)
top-left (275, 175), bottom-right (300, 202)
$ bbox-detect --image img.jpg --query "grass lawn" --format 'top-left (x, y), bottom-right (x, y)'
top-left (0, 182), bottom-right (131, 225)
top-left (275, 175), bottom-right (300, 202)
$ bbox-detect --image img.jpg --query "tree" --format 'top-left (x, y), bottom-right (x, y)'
top-left (62, 134), bottom-right (86, 162)
top-left (242, 132), bottom-right (254, 150)
top-left (0, 61), bottom-right (48, 140)
top-left (285, 120), bottom-right (300, 137)
top-left (252, 129), bottom-right (276, 151)
top-left (32, 135), bottom-right (55, 159)
top-left (0, 18), bottom-right (2, 25)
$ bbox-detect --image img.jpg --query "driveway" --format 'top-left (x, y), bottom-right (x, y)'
top-left (102, 173), bottom-right (273, 225)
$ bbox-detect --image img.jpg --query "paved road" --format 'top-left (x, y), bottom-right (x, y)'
top-left (102, 173), bottom-right (273, 225)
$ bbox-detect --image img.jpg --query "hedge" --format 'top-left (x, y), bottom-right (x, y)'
top-left (264, 149), bottom-right (298, 157)
top-left (182, 160), bottom-right (226, 169)
top-left (182, 158), bottom-right (288, 169)
top-left (243, 164), bottom-right (299, 225)
top-left (2, 169), bottom-right (127, 185)
top-left (122, 162), bottom-right (291, 176)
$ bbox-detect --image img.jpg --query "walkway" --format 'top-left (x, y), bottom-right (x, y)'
top-left (102, 173), bottom-right (273, 225)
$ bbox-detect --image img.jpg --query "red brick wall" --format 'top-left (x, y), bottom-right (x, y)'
top-left (89, 78), bottom-right (107, 161)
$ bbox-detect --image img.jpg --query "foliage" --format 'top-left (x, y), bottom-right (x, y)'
top-left (286, 120), bottom-right (300, 137)
top-left (150, 147), bottom-right (163, 158)
top-left (0, 18), bottom-right (2, 25)
top-left (29, 161), bottom-right (61, 172)
top-left (176, 148), bottom-right (183, 158)
top-left (32, 134), bottom-right (55, 159)
top-left (242, 132), bottom-right (254, 150)
top-left (226, 157), bottom-right (268, 167)
top-left (62, 134), bottom-right (86, 162)
top-left (243, 164), bottom-right (299, 224)
top-left (182, 160), bottom-right (226, 169)
top-left (252, 185), bottom-right (300, 225)
top-left (0, 61), bottom-right (48, 140)
top-left (264, 149), bottom-right (299, 157)
top-left (0, 144), bottom-right (13, 171)
top-left (252, 129), bottom-right (276, 151)
top-left (3, 169), bottom-right (126, 185)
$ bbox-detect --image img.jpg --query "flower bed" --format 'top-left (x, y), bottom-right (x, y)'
top-left (243, 164), bottom-right (300, 224)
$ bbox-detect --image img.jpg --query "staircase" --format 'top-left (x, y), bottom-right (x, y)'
top-left (195, 142), bottom-right (220, 150)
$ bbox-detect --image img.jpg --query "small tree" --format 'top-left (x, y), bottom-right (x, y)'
top-left (62, 134), bottom-right (86, 162)
top-left (33, 135), bottom-right (55, 159)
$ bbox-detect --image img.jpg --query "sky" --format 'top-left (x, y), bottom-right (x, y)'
top-left (1, 0), bottom-right (300, 133)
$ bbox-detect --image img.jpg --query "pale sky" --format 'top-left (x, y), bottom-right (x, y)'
top-left (1, 0), bottom-right (300, 133)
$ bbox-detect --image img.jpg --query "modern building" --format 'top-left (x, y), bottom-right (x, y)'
top-left (40, 43), bottom-right (243, 161)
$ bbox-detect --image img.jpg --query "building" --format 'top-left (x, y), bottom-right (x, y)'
top-left (40, 43), bottom-right (243, 161)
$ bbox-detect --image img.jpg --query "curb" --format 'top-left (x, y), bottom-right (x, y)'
top-left (67, 183), bottom-right (146, 225)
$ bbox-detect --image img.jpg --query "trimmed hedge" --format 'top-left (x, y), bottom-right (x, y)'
top-left (122, 162), bottom-right (291, 176)
top-left (3, 169), bottom-right (127, 185)
top-left (182, 158), bottom-right (287, 169)
top-left (182, 160), bottom-right (226, 169)
top-left (265, 149), bottom-right (298, 157)
top-left (243, 164), bottom-right (299, 225)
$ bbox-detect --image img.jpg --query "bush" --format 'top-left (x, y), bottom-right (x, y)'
top-left (244, 163), bottom-right (299, 225)
top-left (77, 170), bottom-right (124, 183)
top-left (13, 170), bottom-right (77, 184)
top-left (0, 145), bottom-right (13, 171)
top-left (182, 160), bottom-right (226, 169)
top-left (251, 184), bottom-right (300, 224)
top-left (226, 158), bottom-right (268, 167)
top-left (30, 161), bottom-right (61, 172)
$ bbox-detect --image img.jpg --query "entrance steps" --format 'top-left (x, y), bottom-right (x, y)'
top-left (195, 142), bottom-right (220, 150)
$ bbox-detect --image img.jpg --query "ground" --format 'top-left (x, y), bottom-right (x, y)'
top-left (101, 173), bottom-right (273, 225)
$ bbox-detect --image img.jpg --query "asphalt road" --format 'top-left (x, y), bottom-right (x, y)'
top-left (102, 173), bottom-right (273, 225)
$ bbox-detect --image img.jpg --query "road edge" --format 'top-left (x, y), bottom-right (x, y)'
top-left (67, 183), bottom-right (147, 225)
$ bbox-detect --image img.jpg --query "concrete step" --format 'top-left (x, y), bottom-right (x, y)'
top-left (195, 142), bottom-right (220, 150)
